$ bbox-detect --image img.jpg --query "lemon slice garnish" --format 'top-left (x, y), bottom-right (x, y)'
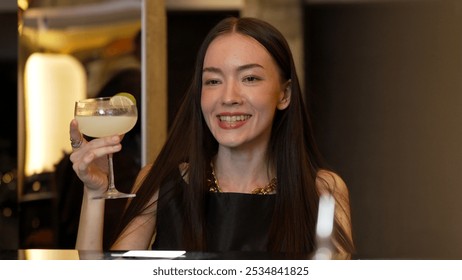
top-left (113, 92), bottom-right (136, 106)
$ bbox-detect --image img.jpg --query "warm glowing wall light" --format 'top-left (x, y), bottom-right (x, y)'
top-left (18, 0), bottom-right (29, 11)
top-left (24, 53), bottom-right (86, 176)
top-left (24, 249), bottom-right (80, 260)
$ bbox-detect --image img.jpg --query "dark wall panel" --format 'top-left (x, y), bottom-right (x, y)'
top-left (305, 0), bottom-right (462, 259)
top-left (0, 11), bottom-right (18, 250)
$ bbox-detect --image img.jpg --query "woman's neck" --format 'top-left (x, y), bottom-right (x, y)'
top-left (212, 148), bottom-right (275, 193)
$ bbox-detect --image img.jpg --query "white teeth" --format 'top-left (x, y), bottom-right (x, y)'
top-left (218, 115), bottom-right (250, 123)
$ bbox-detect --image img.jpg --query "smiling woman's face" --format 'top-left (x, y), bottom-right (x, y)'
top-left (201, 33), bottom-right (290, 152)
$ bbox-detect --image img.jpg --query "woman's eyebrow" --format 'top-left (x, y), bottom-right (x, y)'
top-left (203, 63), bottom-right (264, 74)
top-left (202, 66), bottom-right (222, 74)
top-left (237, 63), bottom-right (264, 72)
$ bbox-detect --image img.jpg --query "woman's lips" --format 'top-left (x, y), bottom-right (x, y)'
top-left (217, 114), bottom-right (251, 129)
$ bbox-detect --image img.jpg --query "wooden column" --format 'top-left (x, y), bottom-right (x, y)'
top-left (143, 0), bottom-right (167, 165)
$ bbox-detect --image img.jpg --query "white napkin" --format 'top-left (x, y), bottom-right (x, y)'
top-left (120, 250), bottom-right (186, 259)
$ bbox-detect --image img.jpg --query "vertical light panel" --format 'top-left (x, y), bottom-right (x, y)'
top-left (24, 53), bottom-right (86, 176)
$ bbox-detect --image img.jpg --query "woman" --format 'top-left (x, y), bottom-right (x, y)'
top-left (70, 17), bottom-right (354, 257)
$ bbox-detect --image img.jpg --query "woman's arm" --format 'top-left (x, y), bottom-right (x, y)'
top-left (70, 119), bottom-right (121, 250)
top-left (76, 189), bottom-right (106, 250)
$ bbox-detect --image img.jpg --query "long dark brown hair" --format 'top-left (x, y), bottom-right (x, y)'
top-left (112, 17), bottom-right (353, 254)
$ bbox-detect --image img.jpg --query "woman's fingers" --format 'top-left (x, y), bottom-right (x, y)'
top-left (70, 137), bottom-right (121, 165)
top-left (86, 136), bottom-right (122, 156)
top-left (70, 136), bottom-right (121, 174)
top-left (70, 119), bottom-right (84, 149)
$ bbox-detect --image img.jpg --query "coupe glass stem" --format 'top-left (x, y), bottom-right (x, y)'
top-left (91, 153), bottom-right (135, 199)
top-left (107, 153), bottom-right (116, 193)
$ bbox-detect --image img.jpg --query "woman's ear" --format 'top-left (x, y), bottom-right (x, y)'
top-left (277, 80), bottom-right (291, 110)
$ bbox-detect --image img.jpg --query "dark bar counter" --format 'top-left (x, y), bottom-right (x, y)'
top-left (0, 249), bottom-right (317, 260)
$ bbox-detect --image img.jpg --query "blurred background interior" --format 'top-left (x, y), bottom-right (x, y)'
top-left (0, 0), bottom-right (461, 259)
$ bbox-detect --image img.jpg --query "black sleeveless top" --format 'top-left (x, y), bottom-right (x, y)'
top-left (152, 170), bottom-right (276, 252)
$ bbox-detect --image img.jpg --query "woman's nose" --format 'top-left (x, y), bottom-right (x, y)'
top-left (221, 81), bottom-right (242, 106)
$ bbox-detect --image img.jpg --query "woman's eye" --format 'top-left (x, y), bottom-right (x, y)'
top-left (243, 76), bottom-right (261, 83)
top-left (204, 79), bottom-right (221, 86)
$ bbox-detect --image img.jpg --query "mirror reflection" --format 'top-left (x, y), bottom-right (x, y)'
top-left (17, 0), bottom-right (141, 249)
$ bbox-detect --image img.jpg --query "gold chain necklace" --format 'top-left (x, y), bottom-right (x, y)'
top-left (208, 163), bottom-right (277, 195)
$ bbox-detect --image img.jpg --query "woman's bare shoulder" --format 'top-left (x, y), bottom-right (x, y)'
top-left (316, 169), bottom-right (349, 197)
top-left (179, 162), bottom-right (189, 183)
top-left (316, 169), bottom-right (354, 256)
top-left (132, 163), bottom-right (153, 192)
top-left (140, 163), bottom-right (153, 176)
top-left (134, 162), bottom-right (188, 191)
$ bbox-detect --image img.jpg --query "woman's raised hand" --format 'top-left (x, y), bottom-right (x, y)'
top-left (69, 119), bottom-right (122, 197)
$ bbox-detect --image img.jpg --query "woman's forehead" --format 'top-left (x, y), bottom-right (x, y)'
top-left (204, 33), bottom-right (273, 67)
